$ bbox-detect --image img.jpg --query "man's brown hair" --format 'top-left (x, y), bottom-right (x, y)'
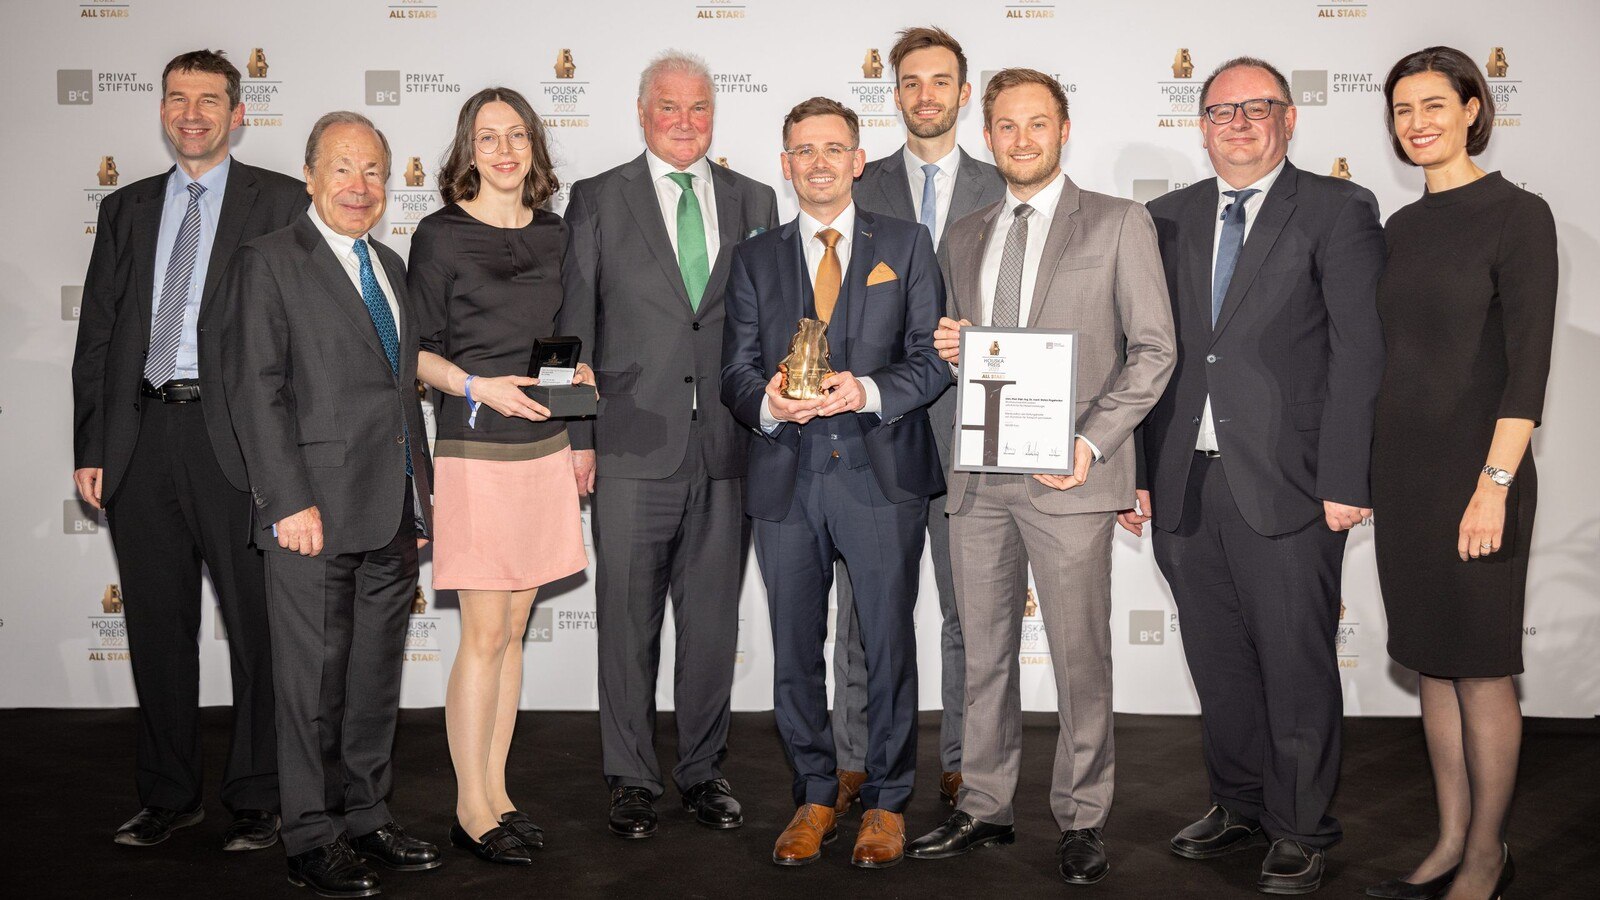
top-left (782, 96), bottom-right (860, 147)
top-left (981, 68), bottom-right (1069, 127)
top-left (161, 49), bottom-right (241, 109)
top-left (889, 26), bottom-right (968, 86)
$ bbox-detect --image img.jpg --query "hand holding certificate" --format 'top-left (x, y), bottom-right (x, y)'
top-left (952, 326), bottom-right (1081, 480)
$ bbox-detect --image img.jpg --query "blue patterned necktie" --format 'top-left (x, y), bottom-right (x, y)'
top-left (144, 182), bottom-right (206, 385)
top-left (918, 163), bottom-right (940, 245)
top-left (349, 238), bottom-right (410, 476)
top-left (1212, 188), bottom-right (1260, 325)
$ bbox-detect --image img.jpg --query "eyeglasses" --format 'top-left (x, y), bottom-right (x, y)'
top-left (785, 143), bottom-right (857, 165)
top-left (1202, 98), bottom-right (1288, 125)
top-left (475, 129), bottom-right (531, 153)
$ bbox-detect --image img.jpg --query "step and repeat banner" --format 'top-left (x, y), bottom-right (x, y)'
top-left (2, 1), bottom-right (1595, 716)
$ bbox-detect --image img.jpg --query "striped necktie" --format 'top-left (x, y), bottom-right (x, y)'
top-left (144, 182), bottom-right (206, 385)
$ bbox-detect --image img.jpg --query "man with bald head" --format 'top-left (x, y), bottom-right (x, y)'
top-left (1127, 57), bottom-right (1384, 894)
top-left (221, 111), bottom-right (441, 896)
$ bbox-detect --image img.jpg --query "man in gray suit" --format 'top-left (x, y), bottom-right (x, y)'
top-left (557, 50), bottom-right (779, 839)
top-left (832, 25), bottom-right (1005, 814)
top-left (904, 70), bottom-right (1175, 887)
top-left (222, 112), bottom-right (441, 896)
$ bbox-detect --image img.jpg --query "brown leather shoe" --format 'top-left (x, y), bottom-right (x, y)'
top-left (852, 809), bottom-right (906, 868)
top-left (939, 771), bottom-right (962, 806)
top-left (834, 769), bottom-right (867, 815)
top-left (772, 803), bottom-right (836, 866)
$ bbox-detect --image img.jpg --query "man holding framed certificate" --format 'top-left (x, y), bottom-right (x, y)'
top-left (903, 69), bottom-right (1174, 888)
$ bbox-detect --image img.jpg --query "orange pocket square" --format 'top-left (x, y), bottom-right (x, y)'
top-left (866, 261), bottom-right (898, 286)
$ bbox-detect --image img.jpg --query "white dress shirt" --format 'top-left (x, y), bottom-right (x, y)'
top-left (759, 202), bottom-right (881, 429)
top-left (1197, 159), bottom-right (1284, 452)
top-left (645, 150), bottom-right (720, 263)
top-left (977, 172), bottom-right (1067, 328)
top-left (307, 208), bottom-right (399, 327)
top-left (903, 143), bottom-right (960, 251)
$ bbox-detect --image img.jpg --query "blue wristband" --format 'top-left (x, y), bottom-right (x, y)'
top-left (464, 375), bottom-right (480, 429)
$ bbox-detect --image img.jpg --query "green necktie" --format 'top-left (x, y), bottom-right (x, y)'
top-left (667, 171), bottom-right (709, 310)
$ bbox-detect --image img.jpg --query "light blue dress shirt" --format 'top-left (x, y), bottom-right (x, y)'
top-left (150, 157), bottom-right (230, 380)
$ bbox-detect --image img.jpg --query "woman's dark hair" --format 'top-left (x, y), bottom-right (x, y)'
top-left (1383, 46), bottom-right (1494, 165)
top-left (438, 87), bottom-right (559, 207)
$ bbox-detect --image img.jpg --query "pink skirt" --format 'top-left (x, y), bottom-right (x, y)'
top-left (430, 444), bottom-right (588, 591)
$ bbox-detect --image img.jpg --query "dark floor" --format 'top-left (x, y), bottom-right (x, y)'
top-left (3, 708), bottom-right (1596, 898)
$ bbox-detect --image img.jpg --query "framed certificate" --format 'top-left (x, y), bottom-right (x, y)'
top-left (952, 326), bottom-right (1078, 474)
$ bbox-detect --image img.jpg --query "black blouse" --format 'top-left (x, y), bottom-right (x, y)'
top-left (409, 203), bottom-right (569, 447)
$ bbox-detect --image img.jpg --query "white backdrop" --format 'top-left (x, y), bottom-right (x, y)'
top-left (2, 0), bottom-right (1595, 717)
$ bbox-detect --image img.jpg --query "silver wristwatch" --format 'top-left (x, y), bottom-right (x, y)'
top-left (1482, 465), bottom-right (1514, 487)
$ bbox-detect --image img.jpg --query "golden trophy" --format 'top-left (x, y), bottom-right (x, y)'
top-left (779, 318), bottom-right (834, 400)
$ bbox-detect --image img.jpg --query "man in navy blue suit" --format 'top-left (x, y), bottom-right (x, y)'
top-left (721, 97), bottom-right (948, 870)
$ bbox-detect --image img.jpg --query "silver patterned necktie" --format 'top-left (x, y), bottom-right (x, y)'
top-left (990, 203), bottom-right (1033, 328)
top-left (919, 163), bottom-right (940, 245)
top-left (144, 181), bottom-right (206, 385)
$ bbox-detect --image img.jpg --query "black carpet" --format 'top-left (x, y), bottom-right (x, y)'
top-left (5, 708), bottom-right (1596, 898)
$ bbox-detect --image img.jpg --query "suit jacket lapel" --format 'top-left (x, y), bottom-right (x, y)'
top-left (704, 163), bottom-right (743, 318)
top-left (294, 216), bottom-right (389, 368)
top-left (372, 236), bottom-right (411, 370)
top-left (841, 212), bottom-right (877, 361)
top-left (945, 149), bottom-right (988, 242)
top-left (620, 155), bottom-right (694, 310)
top-left (1026, 177), bottom-right (1081, 328)
top-left (876, 151), bottom-right (917, 223)
top-left (1183, 181), bottom-right (1219, 334)
top-left (959, 201), bottom-right (1003, 324)
top-left (201, 161), bottom-right (259, 309)
top-left (1211, 162), bottom-right (1298, 343)
top-left (132, 170), bottom-right (170, 345)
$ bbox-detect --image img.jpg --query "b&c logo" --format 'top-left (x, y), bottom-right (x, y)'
top-left (554, 49), bottom-right (576, 79)
top-left (1131, 179), bottom-right (1170, 204)
top-left (62, 285), bottom-right (83, 320)
top-left (58, 69), bottom-right (93, 104)
top-left (65, 497), bottom-right (104, 534)
top-left (526, 607), bottom-right (554, 643)
top-left (366, 70), bottom-right (400, 106)
top-left (1291, 70), bottom-right (1328, 107)
top-left (1129, 610), bottom-right (1166, 645)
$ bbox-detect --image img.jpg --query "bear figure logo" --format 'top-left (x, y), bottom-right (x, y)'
top-left (1172, 48), bottom-right (1195, 79)
top-left (98, 156), bottom-right (119, 186)
top-left (555, 49), bottom-right (576, 79)
top-left (862, 48), bottom-right (884, 79)
top-left (404, 157), bottom-right (426, 188)
top-left (247, 47), bottom-right (268, 79)
top-left (1330, 157), bottom-right (1352, 179)
top-left (1486, 47), bottom-right (1508, 78)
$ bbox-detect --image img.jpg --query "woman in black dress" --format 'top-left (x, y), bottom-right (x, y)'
top-left (1366, 48), bottom-right (1557, 900)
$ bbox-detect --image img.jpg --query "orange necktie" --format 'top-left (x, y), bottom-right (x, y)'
top-left (814, 227), bottom-right (842, 323)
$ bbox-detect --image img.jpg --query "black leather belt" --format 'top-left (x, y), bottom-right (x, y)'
top-left (1195, 449), bottom-right (1222, 458)
top-left (141, 379), bottom-right (202, 403)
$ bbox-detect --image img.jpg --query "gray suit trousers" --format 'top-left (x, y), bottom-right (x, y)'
top-left (951, 473), bottom-right (1116, 830)
top-left (593, 422), bottom-right (747, 796)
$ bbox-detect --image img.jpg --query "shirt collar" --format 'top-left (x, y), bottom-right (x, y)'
top-left (168, 156), bottom-right (231, 200)
top-left (646, 149), bottom-right (713, 187)
top-left (1002, 171), bottom-right (1067, 222)
top-left (903, 143), bottom-right (961, 180)
top-left (798, 203), bottom-right (856, 248)
top-left (307, 206), bottom-right (371, 259)
top-left (1215, 158), bottom-right (1286, 205)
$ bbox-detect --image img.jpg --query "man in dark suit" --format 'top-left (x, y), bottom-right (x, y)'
top-left (70, 49), bottom-right (305, 851)
top-left (1124, 57), bottom-right (1385, 895)
top-left (221, 112), bottom-right (441, 897)
top-left (557, 50), bottom-right (778, 839)
top-left (832, 26), bottom-right (1005, 813)
top-left (722, 97), bottom-right (949, 869)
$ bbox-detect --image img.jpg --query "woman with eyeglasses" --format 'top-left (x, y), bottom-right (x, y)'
top-left (1365, 47), bottom-right (1557, 900)
top-left (410, 86), bottom-right (592, 865)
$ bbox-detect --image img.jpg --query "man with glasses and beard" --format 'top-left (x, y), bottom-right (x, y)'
top-left (721, 97), bottom-right (949, 870)
top-left (904, 69), bottom-right (1174, 888)
top-left (830, 26), bottom-right (1005, 815)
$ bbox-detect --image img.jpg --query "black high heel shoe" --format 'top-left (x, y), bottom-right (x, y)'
top-left (1490, 844), bottom-right (1514, 899)
top-left (1363, 863), bottom-right (1459, 899)
top-left (449, 820), bottom-right (533, 865)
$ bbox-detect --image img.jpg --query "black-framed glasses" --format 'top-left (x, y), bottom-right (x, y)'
top-left (475, 129), bottom-right (531, 153)
top-left (784, 143), bottom-right (857, 165)
top-left (1202, 98), bottom-right (1288, 125)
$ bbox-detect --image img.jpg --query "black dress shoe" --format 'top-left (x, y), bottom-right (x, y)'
top-left (681, 778), bottom-right (744, 829)
top-left (287, 836), bottom-right (381, 898)
top-left (1171, 804), bottom-right (1264, 859)
top-left (350, 822), bottom-right (442, 872)
top-left (498, 811), bottom-right (545, 849)
top-left (1364, 863), bottom-right (1458, 898)
top-left (113, 805), bottom-right (204, 846)
top-left (223, 809), bottom-right (281, 851)
top-left (1058, 828), bottom-right (1110, 885)
top-left (906, 810), bottom-right (1016, 859)
top-left (1258, 839), bottom-right (1324, 895)
top-left (609, 786), bottom-right (658, 839)
top-left (450, 821), bottom-right (533, 866)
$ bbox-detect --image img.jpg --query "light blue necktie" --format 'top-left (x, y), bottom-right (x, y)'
top-left (144, 182), bottom-right (205, 385)
top-left (918, 163), bottom-right (940, 245)
top-left (1212, 188), bottom-right (1260, 325)
top-left (350, 238), bottom-right (410, 476)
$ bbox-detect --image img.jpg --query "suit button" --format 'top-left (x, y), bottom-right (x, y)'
top-left (830, 433), bottom-right (838, 440)
top-left (1205, 354), bottom-right (1218, 363)
top-left (831, 450), bottom-right (840, 459)
top-left (396, 434), bottom-right (405, 444)
top-left (692, 322), bottom-right (701, 331)
top-left (684, 376), bottom-right (694, 383)
top-left (1192, 416), bottom-right (1201, 425)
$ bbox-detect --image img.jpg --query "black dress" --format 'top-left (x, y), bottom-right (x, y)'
top-left (1371, 172), bottom-right (1557, 677)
